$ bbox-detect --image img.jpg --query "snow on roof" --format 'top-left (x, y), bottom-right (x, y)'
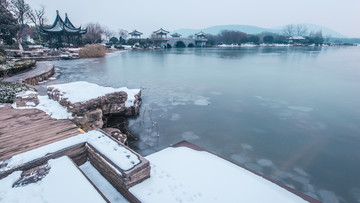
top-left (0, 130), bottom-right (140, 173)
top-left (0, 156), bottom-right (106, 203)
top-left (130, 147), bottom-right (307, 203)
top-left (290, 36), bottom-right (306, 40)
top-left (48, 81), bottom-right (140, 107)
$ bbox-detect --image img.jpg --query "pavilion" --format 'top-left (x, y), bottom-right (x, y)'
top-left (171, 33), bottom-right (182, 38)
top-left (40, 10), bottom-right (87, 47)
top-left (195, 31), bottom-right (206, 39)
top-left (129, 30), bottom-right (143, 39)
top-left (153, 28), bottom-right (169, 38)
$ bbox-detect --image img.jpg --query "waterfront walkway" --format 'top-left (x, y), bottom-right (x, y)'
top-left (0, 107), bottom-right (80, 161)
top-left (2, 62), bottom-right (54, 86)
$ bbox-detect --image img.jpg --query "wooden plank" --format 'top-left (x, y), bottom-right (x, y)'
top-left (0, 107), bottom-right (80, 161)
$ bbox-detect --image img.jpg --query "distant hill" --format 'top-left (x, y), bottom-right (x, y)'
top-left (174, 24), bottom-right (346, 38)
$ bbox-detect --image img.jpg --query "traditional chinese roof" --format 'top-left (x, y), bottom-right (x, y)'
top-left (171, 33), bottom-right (182, 38)
top-left (195, 31), bottom-right (206, 37)
top-left (153, 28), bottom-right (169, 35)
top-left (129, 30), bottom-right (143, 36)
top-left (40, 10), bottom-right (87, 35)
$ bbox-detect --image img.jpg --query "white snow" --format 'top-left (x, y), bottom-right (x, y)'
top-left (48, 81), bottom-right (140, 107)
top-left (0, 130), bottom-right (140, 173)
top-left (257, 159), bottom-right (274, 167)
top-left (194, 96), bottom-right (210, 106)
top-left (0, 156), bottom-right (106, 203)
top-left (36, 96), bottom-right (73, 119)
top-left (130, 147), bottom-right (307, 203)
top-left (79, 161), bottom-right (129, 203)
top-left (12, 93), bottom-right (73, 120)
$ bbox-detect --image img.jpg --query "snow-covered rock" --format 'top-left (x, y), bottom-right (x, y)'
top-left (46, 81), bottom-right (141, 131)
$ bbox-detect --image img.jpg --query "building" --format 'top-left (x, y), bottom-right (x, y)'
top-left (40, 10), bottom-right (87, 47)
top-left (288, 36), bottom-right (306, 44)
top-left (195, 31), bottom-right (207, 47)
top-left (153, 28), bottom-right (170, 39)
top-left (129, 30), bottom-right (143, 39)
top-left (195, 31), bottom-right (206, 40)
top-left (171, 33), bottom-right (182, 38)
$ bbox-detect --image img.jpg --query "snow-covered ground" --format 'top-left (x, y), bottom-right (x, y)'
top-left (130, 147), bottom-right (308, 203)
top-left (12, 91), bottom-right (73, 119)
top-left (0, 130), bottom-right (140, 173)
top-left (48, 81), bottom-right (140, 107)
top-left (79, 161), bottom-right (129, 203)
top-left (0, 156), bottom-right (106, 203)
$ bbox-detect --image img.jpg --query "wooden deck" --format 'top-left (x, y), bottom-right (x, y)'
top-left (0, 107), bottom-right (80, 161)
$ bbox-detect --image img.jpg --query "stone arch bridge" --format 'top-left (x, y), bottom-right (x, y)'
top-left (154, 38), bottom-right (207, 48)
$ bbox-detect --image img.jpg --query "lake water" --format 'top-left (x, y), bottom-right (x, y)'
top-left (52, 46), bottom-right (360, 203)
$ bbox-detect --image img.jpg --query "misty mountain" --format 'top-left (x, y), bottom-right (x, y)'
top-left (174, 24), bottom-right (346, 38)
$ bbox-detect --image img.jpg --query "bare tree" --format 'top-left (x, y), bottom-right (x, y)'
top-left (283, 24), bottom-right (295, 37)
top-left (118, 29), bottom-right (128, 39)
top-left (10, 0), bottom-right (30, 25)
top-left (35, 5), bottom-right (46, 26)
top-left (0, 0), bottom-right (10, 8)
top-left (103, 27), bottom-right (114, 41)
top-left (296, 24), bottom-right (307, 36)
top-left (10, 0), bottom-right (31, 52)
top-left (83, 23), bottom-right (104, 44)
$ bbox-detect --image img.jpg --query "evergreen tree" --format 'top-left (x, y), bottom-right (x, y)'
top-left (0, 4), bottom-right (19, 45)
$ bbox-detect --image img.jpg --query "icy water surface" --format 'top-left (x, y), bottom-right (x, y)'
top-left (52, 46), bottom-right (360, 203)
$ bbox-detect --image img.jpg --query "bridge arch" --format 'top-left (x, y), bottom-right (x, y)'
top-left (175, 41), bottom-right (186, 48)
top-left (188, 43), bottom-right (195, 48)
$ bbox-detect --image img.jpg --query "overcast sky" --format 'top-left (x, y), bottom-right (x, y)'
top-left (26, 0), bottom-right (360, 37)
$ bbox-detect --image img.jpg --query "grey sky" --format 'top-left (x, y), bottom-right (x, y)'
top-left (27, 0), bottom-right (360, 37)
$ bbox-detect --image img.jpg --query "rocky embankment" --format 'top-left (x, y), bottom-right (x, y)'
top-left (14, 81), bottom-right (141, 144)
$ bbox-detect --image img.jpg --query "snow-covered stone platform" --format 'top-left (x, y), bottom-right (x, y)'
top-left (0, 156), bottom-right (108, 202)
top-left (13, 81), bottom-right (142, 134)
top-left (0, 130), bottom-right (150, 202)
top-left (130, 141), bottom-right (321, 203)
top-left (47, 81), bottom-right (141, 131)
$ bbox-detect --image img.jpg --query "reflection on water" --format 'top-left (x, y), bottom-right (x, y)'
top-left (51, 46), bottom-right (360, 203)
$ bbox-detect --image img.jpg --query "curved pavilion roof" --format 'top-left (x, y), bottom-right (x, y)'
top-left (153, 28), bottom-right (170, 35)
top-left (129, 30), bottom-right (143, 36)
top-left (40, 10), bottom-right (87, 36)
top-left (171, 33), bottom-right (182, 38)
top-left (195, 31), bottom-right (206, 36)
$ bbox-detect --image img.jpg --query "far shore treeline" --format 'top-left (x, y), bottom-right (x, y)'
top-left (1, 0), bottom-right (359, 52)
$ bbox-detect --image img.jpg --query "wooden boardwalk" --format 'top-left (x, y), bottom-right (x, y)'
top-left (0, 107), bottom-right (80, 161)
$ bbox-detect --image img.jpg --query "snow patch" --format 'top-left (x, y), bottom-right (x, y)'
top-left (257, 159), bottom-right (274, 167)
top-left (194, 96), bottom-right (210, 106)
top-left (181, 131), bottom-right (200, 140)
top-left (230, 153), bottom-right (250, 164)
top-left (12, 95), bottom-right (73, 120)
top-left (79, 161), bottom-right (129, 203)
top-left (48, 81), bottom-right (140, 107)
top-left (0, 157), bottom-right (106, 203)
top-left (130, 147), bottom-right (307, 203)
top-left (170, 113), bottom-right (181, 121)
top-left (0, 130), bottom-right (140, 173)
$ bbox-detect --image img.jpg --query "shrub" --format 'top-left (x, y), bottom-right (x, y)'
top-left (0, 59), bottom-right (36, 77)
top-left (79, 44), bottom-right (106, 58)
top-left (0, 81), bottom-right (34, 103)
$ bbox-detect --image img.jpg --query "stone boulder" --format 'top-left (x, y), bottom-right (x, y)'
top-left (47, 81), bottom-right (141, 131)
top-left (13, 91), bottom-right (39, 107)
